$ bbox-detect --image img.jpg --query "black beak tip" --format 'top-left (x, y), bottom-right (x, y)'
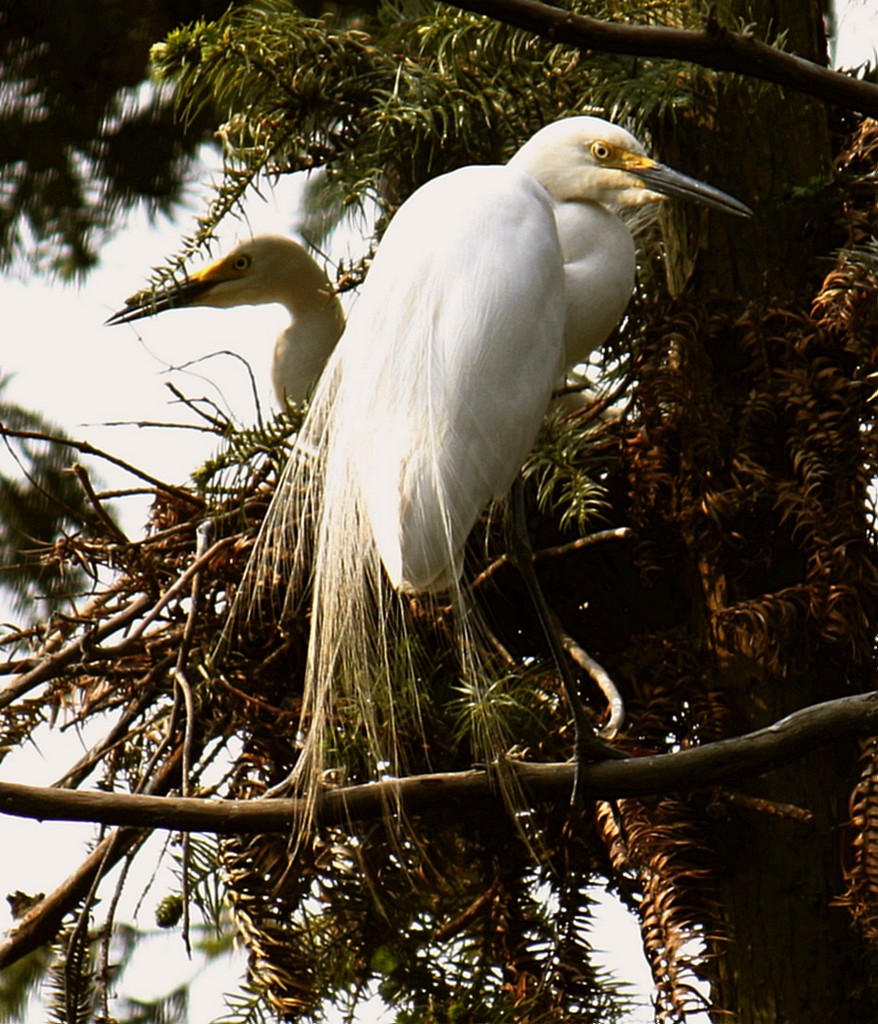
top-left (105, 306), bottom-right (145, 327)
top-left (105, 279), bottom-right (210, 327)
top-left (729, 199), bottom-right (754, 219)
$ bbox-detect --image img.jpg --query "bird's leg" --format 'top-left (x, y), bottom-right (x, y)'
top-left (509, 477), bottom-right (622, 805)
top-left (547, 609), bottom-right (625, 739)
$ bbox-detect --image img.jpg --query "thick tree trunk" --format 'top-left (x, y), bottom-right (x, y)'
top-left (649, 2), bottom-right (877, 1019)
top-left (709, 735), bottom-right (869, 1022)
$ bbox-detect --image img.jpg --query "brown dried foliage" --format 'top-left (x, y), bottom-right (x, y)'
top-left (592, 116), bottom-right (878, 1003)
top-left (596, 797), bottom-right (719, 1022)
top-left (0, 437), bottom-right (614, 1019)
top-left (838, 737), bottom-right (878, 943)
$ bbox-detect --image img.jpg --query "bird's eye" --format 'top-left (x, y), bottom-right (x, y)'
top-left (232, 255), bottom-right (251, 272)
top-left (591, 141), bottom-right (612, 161)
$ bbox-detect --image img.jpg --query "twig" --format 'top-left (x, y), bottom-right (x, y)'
top-left (0, 424), bottom-right (203, 508)
top-left (710, 788), bottom-right (814, 824)
top-left (170, 521), bottom-right (211, 957)
top-left (0, 593), bottom-right (153, 708)
top-left (98, 533), bottom-right (235, 654)
top-left (71, 464), bottom-right (129, 545)
top-left (471, 526), bottom-right (631, 590)
top-left (433, 885), bottom-right (498, 942)
top-left (173, 668), bottom-right (196, 958)
top-left (64, 837), bottom-right (109, 1023)
top-left (3, 588), bottom-right (122, 670)
top-left (52, 659), bottom-right (174, 789)
top-left (97, 849), bottom-right (138, 1019)
top-left (164, 381), bottom-right (235, 433)
top-left (0, 745), bottom-right (184, 970)
top-left (0, 430), bottom-right (94, 531)
top-left (534, 527), bottom-right (632, 561)
top-left (99, 419), bottom-right (222, 434)
top-left (555, 363), bottom-right (638, 427)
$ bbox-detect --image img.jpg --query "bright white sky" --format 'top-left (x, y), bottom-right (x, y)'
top-left (0, 4), bottom-right (875, 1022)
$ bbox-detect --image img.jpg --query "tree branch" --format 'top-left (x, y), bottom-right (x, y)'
top-left (1, 692), bottom-right (875, 838)
top-left (448, 0), bottom-right (878, 117)
top-left (0, 693), bottom-right (874, 970)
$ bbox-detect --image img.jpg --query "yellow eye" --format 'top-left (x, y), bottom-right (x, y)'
top-left (232, 254), bottom-right (251, 272)
top-left (591, 140), bottom-right (612, 161)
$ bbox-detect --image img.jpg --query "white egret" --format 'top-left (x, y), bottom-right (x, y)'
top-left (244, 115), bottom-right (750, 812)
top-left (106, 235), bottom-right (345, 406)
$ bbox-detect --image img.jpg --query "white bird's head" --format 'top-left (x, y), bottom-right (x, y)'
top-left (106, 235), bottom-right (337, 325)
top-left (509, 115), bottom-right (751, 218)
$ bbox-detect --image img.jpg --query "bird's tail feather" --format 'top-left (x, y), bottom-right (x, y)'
top-left (228, 356), bottom-right (525, 843)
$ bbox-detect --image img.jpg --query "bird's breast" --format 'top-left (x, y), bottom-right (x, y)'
top-left (554, 201), bottom-right (636, 367)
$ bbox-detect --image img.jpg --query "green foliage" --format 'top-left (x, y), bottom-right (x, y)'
top-left (155, 894), bottom-right (185, 929)
top-left (222, 818), bottom-right (633, 1023)
top-left (171, 834), bottom-right (229, 937)
top-left (191, 404), bottom-right (305, 501)
top-left (524, 404), bottom-right (613, 534)
top-left (450, 669), bottom-right (553, 754)
top-left (147, 0), bottom-right (714, 281)
top-left (215, 982), bottom-right (274, 1024)
top-left (0, 0), bottom-right (788, 280)
top-left (44, 915), bottom-right (95, 1024)
top-left (32, 909), bottom-right (237, 1024)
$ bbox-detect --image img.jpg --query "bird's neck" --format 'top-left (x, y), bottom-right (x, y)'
top-left (279, 263), bottom-right (343, 322)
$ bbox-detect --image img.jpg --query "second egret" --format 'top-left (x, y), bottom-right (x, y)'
top-left (107, 235), bottom-right (345, 406)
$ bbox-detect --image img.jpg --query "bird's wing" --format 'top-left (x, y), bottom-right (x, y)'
top-left (331, 164), bottom-right (567, 592)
